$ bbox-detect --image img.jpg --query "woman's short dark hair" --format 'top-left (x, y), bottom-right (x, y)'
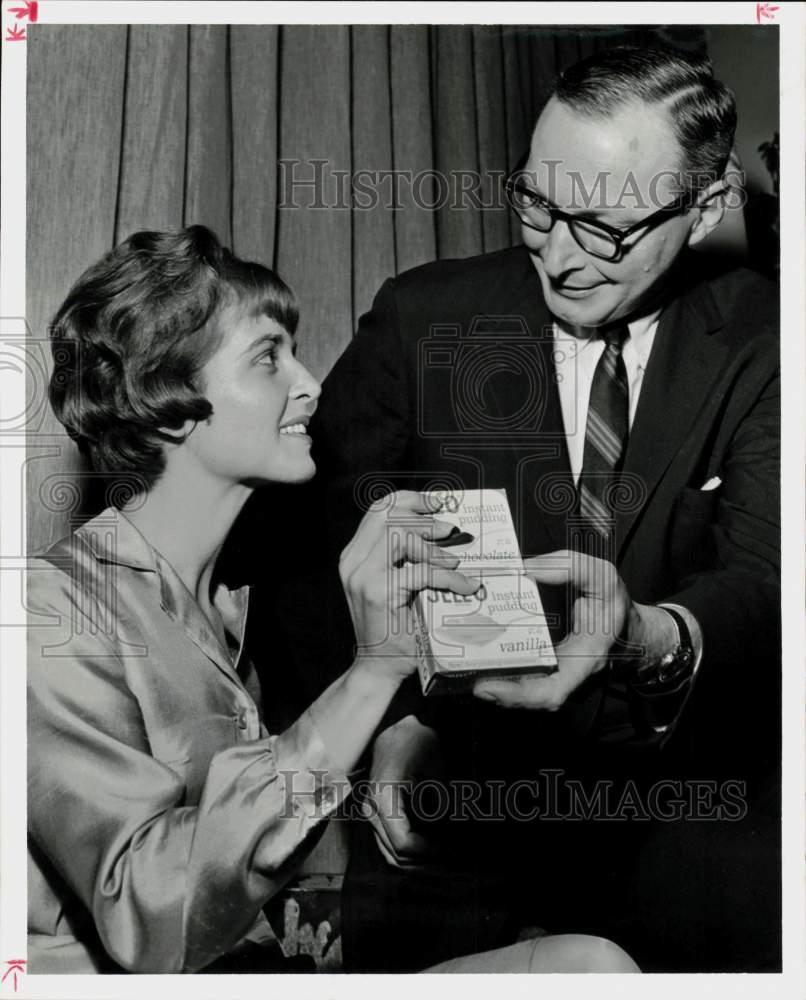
top-left (49, 226), bottom-right (298, 493)
top-left (553, 45), bottom-right (737, 197)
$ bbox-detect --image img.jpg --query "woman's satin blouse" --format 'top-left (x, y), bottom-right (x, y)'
top-left (27, 507), bottom-right (349, 973)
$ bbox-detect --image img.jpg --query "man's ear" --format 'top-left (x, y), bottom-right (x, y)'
top-left (686, 178), bottom-right (729, 247)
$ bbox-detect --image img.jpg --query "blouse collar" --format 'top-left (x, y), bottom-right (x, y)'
top-left (75, 507), bottom-right (250, 680)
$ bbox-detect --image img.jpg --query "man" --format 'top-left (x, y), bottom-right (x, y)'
top-left (246, 45), bottom-right (780, 973)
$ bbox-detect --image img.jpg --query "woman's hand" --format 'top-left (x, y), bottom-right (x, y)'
top-left (304, 492), bottom-right (477, 776)
top-left (339, 491), bottom-right (480, 682)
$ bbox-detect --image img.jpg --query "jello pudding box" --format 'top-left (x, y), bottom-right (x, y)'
top-left (414, 489), bottom-right (557, 695)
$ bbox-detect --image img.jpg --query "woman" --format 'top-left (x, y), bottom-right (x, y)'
top-left (27, 226), bottom-right (639, 974)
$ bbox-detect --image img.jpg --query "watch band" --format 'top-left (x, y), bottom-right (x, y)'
top-left (630, 604), bottom-right (695, 691)
top-left (658, 605), bottom-right (692, 648)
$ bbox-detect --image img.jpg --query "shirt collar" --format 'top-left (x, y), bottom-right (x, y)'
top-left (76, 507), bottom-right (250, 668)
top-left (625, 308), bottom-right (661, 353)
top-left (76, 506), bottom-right (158, 571)
top-left (553, 309), bottom-right (661, 360)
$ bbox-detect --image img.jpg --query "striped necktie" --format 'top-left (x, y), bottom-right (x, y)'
top-left (578, 323), bottom-right (630, 539)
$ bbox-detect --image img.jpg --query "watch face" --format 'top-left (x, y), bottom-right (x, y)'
top-left (657, 647), bottom-right (694, 685)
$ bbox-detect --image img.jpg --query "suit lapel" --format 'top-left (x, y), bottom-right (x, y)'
top-left (470, 248), bottom-right (573, 552)
top-left (616, 271), bottom-right (730, 555)
top-left (447, 250), bottom-right (733, 557)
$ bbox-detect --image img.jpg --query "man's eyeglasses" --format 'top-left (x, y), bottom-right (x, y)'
top-left (504, 156), bottom-right (693, 263)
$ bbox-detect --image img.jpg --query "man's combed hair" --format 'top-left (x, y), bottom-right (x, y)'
top-left (49, 225), bottom-right (298, 493)
top-left (554, 45), bottom-right (738, 195)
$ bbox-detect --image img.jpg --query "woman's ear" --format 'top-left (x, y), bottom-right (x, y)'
top-left (158, 418), bottom-right (201, 444)
top-left (686, 178), bottom-right (729, 248)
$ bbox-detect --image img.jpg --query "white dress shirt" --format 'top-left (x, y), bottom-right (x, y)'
top-left (551, 311), bottom-right (702, 735)
top-left (552, 311), bottom-right (660, 484)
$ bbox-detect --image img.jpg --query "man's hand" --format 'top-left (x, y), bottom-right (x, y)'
top-left (360, 715), bottom-right (445, 869)
top-left (473, 550), bottom-right (631, 710)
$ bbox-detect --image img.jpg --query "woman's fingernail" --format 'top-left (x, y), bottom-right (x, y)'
top-left (441, 528), bottom-right (475, 547)
top-left (437, 550), bottom-right (461, 566)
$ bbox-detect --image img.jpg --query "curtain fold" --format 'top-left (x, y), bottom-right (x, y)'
top-left (185, 25), bottom-right (232, 244)
top-left (26, 23), bottom-right (708, 547)
top-left (116, 25), bottom-right (187, 239)
top-left (432, 25), bottom-right (482, 261)
top-left (472, 27), bottom-right (511, 256)
top-left (27, 25), bottom-right (128, 550)
top-left (230, 26), bottom-right (281, 267)
top-left (350, 26), bottom-right (396, 325)
top-left (389, 25), bottom-right (437, 274)
top-left (275, 25), bottom-right (353, 380)
top-left (229, 25), bottom-right (280, 263)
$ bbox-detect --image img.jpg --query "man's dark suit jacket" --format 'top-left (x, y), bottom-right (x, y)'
top-left (298, 245), bottom-right (779, 781)
top-left (238, 244), bottom-right (780, 971)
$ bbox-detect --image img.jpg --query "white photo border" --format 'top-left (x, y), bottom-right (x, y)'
top-left (1, 3), bottom-right (803, 998)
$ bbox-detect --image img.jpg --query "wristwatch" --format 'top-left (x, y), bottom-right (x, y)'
top-left (630, 605), bottom-right (695, 693)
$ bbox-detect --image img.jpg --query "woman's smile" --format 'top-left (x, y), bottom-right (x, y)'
top-left (279, 417), bottom-right (311, 439)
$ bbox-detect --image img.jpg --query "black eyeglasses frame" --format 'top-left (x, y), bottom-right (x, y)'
top-left (504, 156), bottom-right (694, 262)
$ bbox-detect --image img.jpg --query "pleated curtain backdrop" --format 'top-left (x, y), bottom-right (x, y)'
top-left (26, 24), bottom-right (705, 549)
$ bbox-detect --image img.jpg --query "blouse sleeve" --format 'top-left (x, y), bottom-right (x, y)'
top-left (27, 565), bottom-right (350, 973)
